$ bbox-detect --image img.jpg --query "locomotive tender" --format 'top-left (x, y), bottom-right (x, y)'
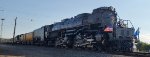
top-left (13, 6), bottom-right (136, 52)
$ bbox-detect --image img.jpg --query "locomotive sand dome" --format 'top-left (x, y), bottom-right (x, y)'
top-left (13, 6), bottom-right (137, 52)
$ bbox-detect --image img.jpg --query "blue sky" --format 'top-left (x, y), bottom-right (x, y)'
top-left (0, 0), bottom-right (149, 43)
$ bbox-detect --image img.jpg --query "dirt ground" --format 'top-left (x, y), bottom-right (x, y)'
top-left (0, 44), bottom-right (134, 57)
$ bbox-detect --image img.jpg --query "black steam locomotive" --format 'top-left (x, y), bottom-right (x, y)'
top-left (12, 6), bottom-right (136, 52)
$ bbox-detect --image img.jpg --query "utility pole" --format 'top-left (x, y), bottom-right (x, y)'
top-left (0, 10), bottom-right (4, 43)
top-left (13, 17), bottom-right (17, 44)
top-left (0, 19), bottom-right (5, 38)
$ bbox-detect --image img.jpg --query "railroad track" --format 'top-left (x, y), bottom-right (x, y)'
top-left (128, 52), bottom-right (150, 57)
top-left (3, 44), bottom-right (150, 57)
top-left (110, 52), bottom-right (150, 57)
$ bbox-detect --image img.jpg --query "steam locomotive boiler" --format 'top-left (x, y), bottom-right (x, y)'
top-left (50, 6), bottom-right (135, 52)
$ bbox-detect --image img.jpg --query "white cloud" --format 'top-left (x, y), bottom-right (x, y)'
top-left (140, 34), bottom-right (150, 44)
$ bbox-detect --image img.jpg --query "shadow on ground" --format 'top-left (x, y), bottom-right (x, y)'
top-left (0, 48), bottom-right (26, 57)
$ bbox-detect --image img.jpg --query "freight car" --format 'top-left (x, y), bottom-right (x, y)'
top-left (14, 35), bottom-right (20, 44)
top-left (32, 25), bottom-right (54, 46)
top-left (20, 34), bottom-right (25, 44)
top-left (12, 6), bottom-right (137, 52)
top-left (24, 32), bottom-right (33, 45)
top-left (33, 27), bottom-right (45, 45)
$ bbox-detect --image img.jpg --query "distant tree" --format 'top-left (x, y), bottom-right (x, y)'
top-left (136, 41), bottom-right (150, 52)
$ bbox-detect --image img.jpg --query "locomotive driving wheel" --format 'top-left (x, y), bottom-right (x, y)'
top-left (92, 33), bottom-right (103, 51)
top-left (55, 37), bottom-right (63, 48)
top-left (73, 33), bottom-right (83, 49)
